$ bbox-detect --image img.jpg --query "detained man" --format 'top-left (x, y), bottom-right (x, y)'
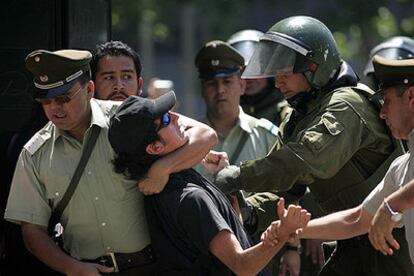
top-left (108, 90), bottom-right (311, 275)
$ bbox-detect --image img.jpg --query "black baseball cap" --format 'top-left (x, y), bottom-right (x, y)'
top-left (108, 90), bottom-right (176, 155)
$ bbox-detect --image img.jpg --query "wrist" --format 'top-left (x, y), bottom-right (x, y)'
top-left (383, 199), bottom-right (402, 223)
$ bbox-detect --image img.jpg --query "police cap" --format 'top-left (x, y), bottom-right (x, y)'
top-left (373, 55), bottom-right (414, 97)
top-left (195, 40), bottom-right (244, 80)
top-left (26, 49), bottom-right (92, 98)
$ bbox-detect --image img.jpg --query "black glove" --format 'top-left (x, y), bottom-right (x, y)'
top-left (214, 165), bottom-right (242, 194)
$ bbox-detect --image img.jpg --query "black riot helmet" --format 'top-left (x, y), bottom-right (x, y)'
top-left (363, 36), bottom-right (414, 76)
top-left (242, 16), bottom-right (341, 89)
top-left (227, 30), bottom-right (264, 66)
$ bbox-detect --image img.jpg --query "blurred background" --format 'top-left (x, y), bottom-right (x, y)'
top-left (0, 0), bottom-right (414, 131)
top-left (112, 0), bottom-right (414, 118)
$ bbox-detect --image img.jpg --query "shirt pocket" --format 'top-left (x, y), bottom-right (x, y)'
top-left (302, 113), bottom-right (344, 152)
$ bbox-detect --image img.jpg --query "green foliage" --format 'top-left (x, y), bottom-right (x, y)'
top-left (111, 0), bottom-right (414, 71)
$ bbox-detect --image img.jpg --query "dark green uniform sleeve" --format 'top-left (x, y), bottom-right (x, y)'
top-left (239, 98), bottom-right (377, 193)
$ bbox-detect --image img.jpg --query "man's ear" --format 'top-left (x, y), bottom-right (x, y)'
top-left (138, 77), bottom-right (143, 96)
top-left (239, 78), bottom-right (246, 96)
top-left (87, 80), bottom-right (95, 99)
top-left (145, 141), bottom-right (164, 155)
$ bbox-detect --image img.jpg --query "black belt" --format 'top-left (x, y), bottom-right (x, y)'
top-left (85, 245), bottom-right (155, 272)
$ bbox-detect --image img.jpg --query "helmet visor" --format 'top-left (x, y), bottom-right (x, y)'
top-left (242, 40), bottom-right (298, 79)
top-left (231, 41), bottom-right (258, 65)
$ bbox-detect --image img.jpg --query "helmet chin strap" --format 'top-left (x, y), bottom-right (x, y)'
top-left (287, 87), bottom-right (318, 114)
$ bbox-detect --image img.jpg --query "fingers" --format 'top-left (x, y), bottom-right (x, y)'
top-left (277, 197), bottom-right (286, 219)
top-left (279, 258), bottom-right (287, 276)
top-left (369, 230), bottom-right (393, 255)
top-left (261, 222), bottom-right (280, 247)
top-left (317, 245), bottom-right (325, 266)
top-left (94, 263), bottom-right (114, 273)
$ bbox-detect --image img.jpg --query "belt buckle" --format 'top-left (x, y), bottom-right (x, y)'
top-left (104, 252), bottom-right (119, 273)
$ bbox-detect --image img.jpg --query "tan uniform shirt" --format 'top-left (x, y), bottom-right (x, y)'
top-left (363, 130), bottom-right (414, 263)
top-left (5, 99), bottom-right (150, 259)
top-left (195, 107), bottom-right (277, 179)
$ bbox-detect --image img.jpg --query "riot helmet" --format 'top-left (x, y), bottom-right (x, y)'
top-left (242, 16), bottom-right (341, 89)
top-left (228, 30), bottom-right (264, 65)
top-left (363, 36), bottom-right (414, 76)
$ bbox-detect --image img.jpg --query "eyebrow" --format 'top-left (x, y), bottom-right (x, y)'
top-left (98, 69), bottom-right (136, 75)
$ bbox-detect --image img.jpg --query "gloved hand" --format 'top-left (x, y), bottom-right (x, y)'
top-left (214, 165), bottom-right (242, 194)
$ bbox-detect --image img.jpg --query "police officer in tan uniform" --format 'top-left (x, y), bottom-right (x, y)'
top-left (4, 49), bottom-right (216, 275)
top-left (194, 40), bottom-right (286, 237)
top-left (214, 16), bottom-right (413, 275)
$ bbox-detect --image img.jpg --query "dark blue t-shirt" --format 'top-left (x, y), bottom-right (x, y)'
top-left (145, 169), bottom-right (265, 275)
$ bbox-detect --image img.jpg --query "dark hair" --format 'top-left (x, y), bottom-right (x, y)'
top-left (112, 121), bottom-right (160, 181)
top-left (91, 40), bottom-right (142, 81)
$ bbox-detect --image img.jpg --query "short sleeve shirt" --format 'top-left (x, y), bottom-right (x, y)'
top-left (363, 130), bottom-right (414, 263)
top-left (4, 99), bottom-right (151, 259)
top-left (145, 169), bottom-right (260, 275)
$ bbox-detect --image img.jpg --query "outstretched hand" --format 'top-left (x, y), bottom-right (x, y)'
top-left (201, 150), bottom-right (229, 174)
top-left (368, 203), bottom-right (400, 256)
top-left (261, 198), bottom-right (311, 246)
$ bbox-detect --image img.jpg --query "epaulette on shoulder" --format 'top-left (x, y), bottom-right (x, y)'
top-left (24, 127), bottom-right (52, 155)
top-left (93, 99), bottom-right (121, 117)
top-left (258, 118), bottom-right (279, 136)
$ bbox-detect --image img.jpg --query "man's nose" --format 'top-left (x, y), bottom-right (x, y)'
top-left (113, 78), bottom-right (125, 90)
top-left (274, 76), bottom-right (284, 88)
top-left (217, 82), bottom-right (226, 94)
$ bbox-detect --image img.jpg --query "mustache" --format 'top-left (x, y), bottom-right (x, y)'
top-left (106, 90), bottom-right (130, 100)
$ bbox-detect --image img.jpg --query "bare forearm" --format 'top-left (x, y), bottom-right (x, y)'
top-left (22, 223), bottom-right (80, 274)
top-left (301, 206), bottom-right (370, 240)
top-left (232, 241), bottom-right (285, 276)
top-left (154, 114), bottom-right (217, 174)
top-left (211, 231), bottom-right (286, 276)
top-left (387, 178), bottom-right (414, 213)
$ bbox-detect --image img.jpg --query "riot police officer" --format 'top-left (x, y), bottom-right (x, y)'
top-left (214, 16), bottom-right (413, 275)
top-left (228, 29), bottom-right (289, 125)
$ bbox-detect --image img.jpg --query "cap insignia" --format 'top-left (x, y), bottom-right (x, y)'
top-left (39, 75), bottom-right (49, 82)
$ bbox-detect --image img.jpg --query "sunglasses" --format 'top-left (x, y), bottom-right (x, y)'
top-left (156, 113), bottom-right (171, 132)
top-left (35, 85), bottom-right (84, 105)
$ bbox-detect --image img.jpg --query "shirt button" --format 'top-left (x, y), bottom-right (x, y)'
top-left (107, 246), bottom-right (111, 250)
top-left (55, 192), bottom-right (60, 197)
top-left (87, 171), bottom-right (92, 175)
top-left (101, 222), bottom-right (106, 227)
top-left (95, 197), bottom-right (99, 201)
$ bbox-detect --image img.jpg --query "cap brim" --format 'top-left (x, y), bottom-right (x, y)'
top-left (199, 69), bottom-right (241, 80)
top-left (34, 78), bottom-right (78, 99)
top-left (151, 90), bottom-right (176, 118)
top-left (369, 89), bottom-right (385, 101)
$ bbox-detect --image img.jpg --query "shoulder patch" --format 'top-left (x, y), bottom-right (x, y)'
top-left (258, 118), bottom-right (279, 136)
top-left (24, 132), bottom-right (50, 155)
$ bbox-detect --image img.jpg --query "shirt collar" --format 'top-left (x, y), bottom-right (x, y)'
top-left (409, 129), bottom-right (414, 152)
top-left (238, 106), bottom-right (253, 134)
top-left (203, 106), bottom-right (253, 134)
